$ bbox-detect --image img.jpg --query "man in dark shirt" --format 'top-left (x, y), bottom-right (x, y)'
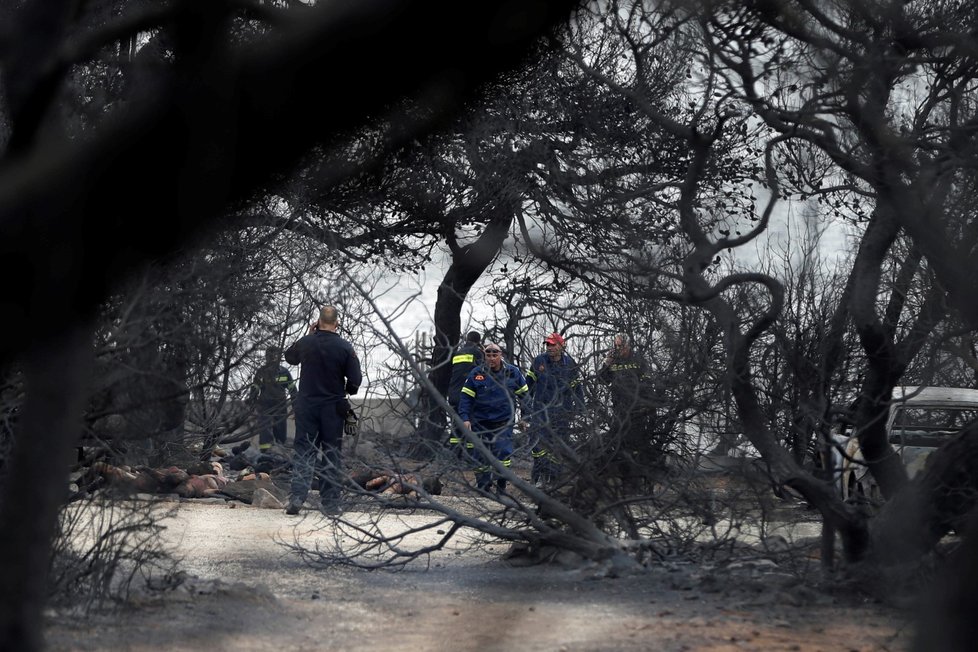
top-left (283, 305), bottom-right (362, 515)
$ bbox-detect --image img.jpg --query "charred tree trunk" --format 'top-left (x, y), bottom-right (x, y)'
top-left (722, 307), bottom-right (871, 561)
top-left (0, 326), bottom-right (93, 652)
top-left (412, 209), bottom-right (514, 454)
top-left (668, 129), bottom-right (872, 563)
top-left (847, 209), bottom-right (910, 498)
top-left (848, 209), bottom-right (947, 500)
top-left (913, 505), bottom-right (978, 651)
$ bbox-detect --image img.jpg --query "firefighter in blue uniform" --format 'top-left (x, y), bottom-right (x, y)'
top-left (525, 332), bottom-right (585, 487)
top-left (249, 346), bottom-right (297, 450)
top-left (447, 331), bottom-right (483, 453)
top-left (457, 342), bottom-right (528, 494)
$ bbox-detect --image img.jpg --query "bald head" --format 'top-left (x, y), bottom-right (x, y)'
top-left (317, 305), bottom-right (340, 332)
top-left (320, 306), bottom-right (339, 324)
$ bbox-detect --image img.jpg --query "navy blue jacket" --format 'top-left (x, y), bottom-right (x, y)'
top-left (526, 352), bottom-right (585, 416)
top-left (284, 330), bottom-right (362, 403)
top-left (458, 362), bottom-right (529, 424)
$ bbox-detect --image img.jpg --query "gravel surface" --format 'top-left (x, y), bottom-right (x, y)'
top-left (43, 499), bottom-right (915, 651)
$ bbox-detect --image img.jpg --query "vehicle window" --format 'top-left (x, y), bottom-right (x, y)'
top-left (890, 407), bottom-right (978, 435)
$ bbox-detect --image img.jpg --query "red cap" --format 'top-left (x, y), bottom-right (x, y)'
top-left (544, 333), bottom-right (565, 346)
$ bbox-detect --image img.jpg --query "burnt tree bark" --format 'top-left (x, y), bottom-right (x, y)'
top-left (913, 502), bottom-right (978, 651)
top-left (849, 220), bottom-right (948, 501)
top-left (0, 327), bottom-right (93, 651)
top-left (415, 207), bottom-right (515, 451)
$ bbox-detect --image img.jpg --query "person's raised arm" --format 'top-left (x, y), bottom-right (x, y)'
top-left (284, 337), bottom-right (303, 366)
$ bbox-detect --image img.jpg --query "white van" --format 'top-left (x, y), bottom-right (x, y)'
top-left (839, 386), bottom-right (978, 501)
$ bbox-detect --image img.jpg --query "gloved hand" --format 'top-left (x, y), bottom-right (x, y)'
top-left (343, 409), bottom-right (358, 436)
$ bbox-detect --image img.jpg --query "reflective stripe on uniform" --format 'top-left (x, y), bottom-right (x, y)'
top-left (515, 384), bottom-right (529, 395)
top-left (476, 458), bottom-right (511, 473)
top-left (453, 353), bottom-right (475, 364)
top-left (526, 370), bottom-right (537, 381)
top-left (611, 363), bottom-right (641, 371)
top-left (533, 448), bottom-right (557, 462)
top-left (461, 387), bottom-right (477, 397)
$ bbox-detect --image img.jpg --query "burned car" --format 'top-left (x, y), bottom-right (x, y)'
top-left (839, 386), bottom-right (978, 501)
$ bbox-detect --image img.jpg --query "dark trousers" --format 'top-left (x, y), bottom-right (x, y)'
top-left (257, 401), bottom-right (288, 449)
top-left (447, 400), bottom-right (467, 458)
top-left (469, 419), bottom-right (514, 492)
top-left (530, 408), bottom-right (571, 483)
top-left (290, 398), bottom-right (345, 505)
top-left (610, 407), bottom-right (665, 490)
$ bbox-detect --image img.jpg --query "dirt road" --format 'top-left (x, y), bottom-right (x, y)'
top-left (44, 500), bottom-right (913, 651)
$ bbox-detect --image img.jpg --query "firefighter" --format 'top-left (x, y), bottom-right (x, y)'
top-left (447, 331), bottom-right (483, 452)
top-left (249, 346), bottom-right (297, 451)
top-left (457, 342), bottom-right (529, 494)
top-left (597, 333), bottom-right (662, 479)
top-left (525, 333), bottom-right (585, 488)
